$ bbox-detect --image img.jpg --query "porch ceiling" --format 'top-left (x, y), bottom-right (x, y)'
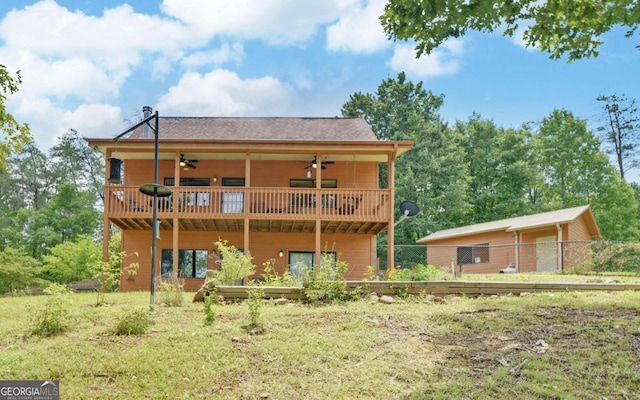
top-left (110, 217), bottom-right (387, 235)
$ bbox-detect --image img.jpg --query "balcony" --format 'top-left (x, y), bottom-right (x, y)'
top-left (106, 186), bottom-right (392, 234)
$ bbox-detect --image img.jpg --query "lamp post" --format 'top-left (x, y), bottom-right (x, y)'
top-left (113, 108), bottom-right (170, 304)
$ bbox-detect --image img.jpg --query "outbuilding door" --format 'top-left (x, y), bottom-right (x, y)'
top-left (536, 236), bottom-right (557, 272)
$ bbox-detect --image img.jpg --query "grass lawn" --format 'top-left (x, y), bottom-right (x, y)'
top-left (1, 287), bottom-right (640, 399)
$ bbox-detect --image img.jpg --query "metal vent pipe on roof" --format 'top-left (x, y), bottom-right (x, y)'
top-left (143, 106), bottom-right (153, 138)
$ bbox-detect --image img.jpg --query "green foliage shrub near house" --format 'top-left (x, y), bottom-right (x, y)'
top-left (26, 283), bottom-right (73, 337)
top-left (388, 263), bottom-right (442, 281)
top-left (158, 279), bottom-right (184, 306)
top-left (214, 239), bottom-right (256, 285)
top-left (203, 295), bottom-right (215, 326)
top-left (259, 258), bottom-right (295, 286)
top-left (302, 252), bottom-right (355, 304)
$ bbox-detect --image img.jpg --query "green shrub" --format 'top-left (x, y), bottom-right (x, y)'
top-left (26, 283), bottom-right (73, 337)
top-left (591, 242), bottom-right (640, 273)
top-left (260, 258), bottom-right (294, 286)
top-left (388, 263), bottom-right (442, 281)
top-left (114, 307), bottom-right (154, 335)
top-left (303, 252), bottom-right (351, 304)
top-left (203, 295), bottom-right (215, 326)
top-left (158, 279), bottom-right (184, 306)
top-left (0, 248), bottom-right (44, 295)
top-left (214, 239), bottom-right (256, 285)
top-left (245, 286), bottom-right (265, 333)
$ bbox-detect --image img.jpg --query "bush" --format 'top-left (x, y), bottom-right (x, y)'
top-left (245, 286), bottom-right (265, 333)
top-left (158, 279), bottom-right (184, 306)
top-left (0, 248), bottom-right (43, 295)
top-left (591, 242), bottom-right (640, 273)
top-left (214, 239), bottom-right (256, 285)
top-left (42, 235), bottom-right (101, 284)
top-left (203, 295), bottom-right (215, 326)
top-left (302, 252), bottom-right (352, 304)
top-left (114, 307), bottom-right (154, 335)
top-left (260, 258), bottom-right (294, 287)
top-left (26, 283), bottom-right (73, 337)
top-left (387, 263), bottom-right (442, 281)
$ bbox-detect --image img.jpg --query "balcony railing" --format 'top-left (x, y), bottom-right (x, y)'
top-left (106, 186), bottom-right (391, 221)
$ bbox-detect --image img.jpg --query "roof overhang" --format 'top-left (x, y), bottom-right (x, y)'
top-left (85, 137), bottom-right (414, 163)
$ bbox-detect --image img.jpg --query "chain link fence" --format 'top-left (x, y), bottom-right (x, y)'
top-left (378, 241), bottom-right (640, 274)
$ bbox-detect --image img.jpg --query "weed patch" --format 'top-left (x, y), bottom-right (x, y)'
top-left (25, 283), bottom-right (73, 338)
top-left (113, 307), bottom-right (154, 335)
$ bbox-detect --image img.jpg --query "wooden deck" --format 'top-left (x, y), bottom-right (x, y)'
top-left (213, 280), bottom-right (640, 300)
top-left (106, 186), bottom-right (391, 234)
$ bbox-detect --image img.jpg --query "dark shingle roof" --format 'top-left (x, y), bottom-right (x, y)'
top-left (128, 117), bottom-right (377, 141)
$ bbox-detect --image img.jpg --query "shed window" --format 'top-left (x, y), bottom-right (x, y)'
top-left (456, 243), bottom-right (489, 265)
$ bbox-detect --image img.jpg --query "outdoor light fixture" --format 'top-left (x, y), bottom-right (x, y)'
top-left (306, 169), bottom-right (312, 179)
top-left (108, 157), bottom-right (123, 184)
top-left (311, 158), bottom-right (317, 168)
top-left (279, 249), bottom-right (284, 258)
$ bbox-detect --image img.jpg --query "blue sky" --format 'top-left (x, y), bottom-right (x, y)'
top-left (1, 0), bottom-right (639, 177)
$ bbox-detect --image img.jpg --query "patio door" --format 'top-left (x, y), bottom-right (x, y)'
top-left (536, 236), bottom-right (557, 272)
top-left (221, 177), bottom-right (245, 213)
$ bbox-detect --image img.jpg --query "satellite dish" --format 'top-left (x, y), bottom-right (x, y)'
top-left (399, 201), bottom-right (419, 217)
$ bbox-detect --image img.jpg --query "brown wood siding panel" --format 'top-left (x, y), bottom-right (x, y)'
top-left (426, 231), bottom-right (516, 273)
top-left (246, 232), bottom-right (373, 280)
top-left (123, 159), bottom-right (378, 190)
top-left (120, 229), bottom-right (375, 292)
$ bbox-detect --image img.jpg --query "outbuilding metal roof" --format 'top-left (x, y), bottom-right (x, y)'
top-left (417, 205), bottom-right (600, 243)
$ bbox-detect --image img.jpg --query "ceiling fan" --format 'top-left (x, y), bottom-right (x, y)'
top-left (180, 154), bottom-right (198, 169)
top-left (303, 156), bottom-right (335, 170)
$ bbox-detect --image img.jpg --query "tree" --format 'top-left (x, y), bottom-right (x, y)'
top-left (0, 65), bottom-right (31, 171)
top-left (41, 235), bottom-right (101, 283)
top-left (381, 0), bottom-right (640, 62)
top-left (596, 93), bottom-right (640, 181)
top-left (0, 247), bottom-right (42, 294)
top-left (50, 129), bottom-right (105, 203)
top-left (342, 72), bottom-right (470, 243)
top-left (454, 115), bottom-right (537, 223)
top-left (533, 109), bottom-right (640, 240)
top-left (8, 144), bottom-right (61, 210)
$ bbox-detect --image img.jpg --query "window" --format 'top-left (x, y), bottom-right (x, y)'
top-left (164, 177), bottom-right (210, 186)
top-left (289, 179), bottom-right (337, 188)
top-left (456, 243), bottom-right (489, 265)
top-left (288, 251), bottom-right (337, 281)
top-left (161, 249), bottom-right (208, 278)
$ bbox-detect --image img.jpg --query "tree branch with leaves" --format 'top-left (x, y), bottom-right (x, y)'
top-left (0, 64), bottom-right (32, 170)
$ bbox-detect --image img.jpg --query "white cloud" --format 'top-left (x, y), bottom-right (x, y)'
top-left (182, 43), bottom-right (246, 69)
top-left (388, 40), bottom-right (466, 78)
top-left (10, 97), bottom-right (123, 149)
top-left (157, 69), bottom-right (294, 116)
top-left (161, 0), bottom-right (341, 45)
top-left (326, 0), bottom-right (388, 53)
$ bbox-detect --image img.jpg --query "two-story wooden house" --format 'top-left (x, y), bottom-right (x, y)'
top-left (86, 112), bottom-right (413, 291)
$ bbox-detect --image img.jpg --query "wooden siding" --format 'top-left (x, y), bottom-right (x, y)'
top-left (112, 155), bottom-right (393, 292)
top-left (427, 230), bottom-right (516, 274)
top-left (120, 230), bottom-right (376, 292)
top-left (426, 221), bottom-right (597, 274)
